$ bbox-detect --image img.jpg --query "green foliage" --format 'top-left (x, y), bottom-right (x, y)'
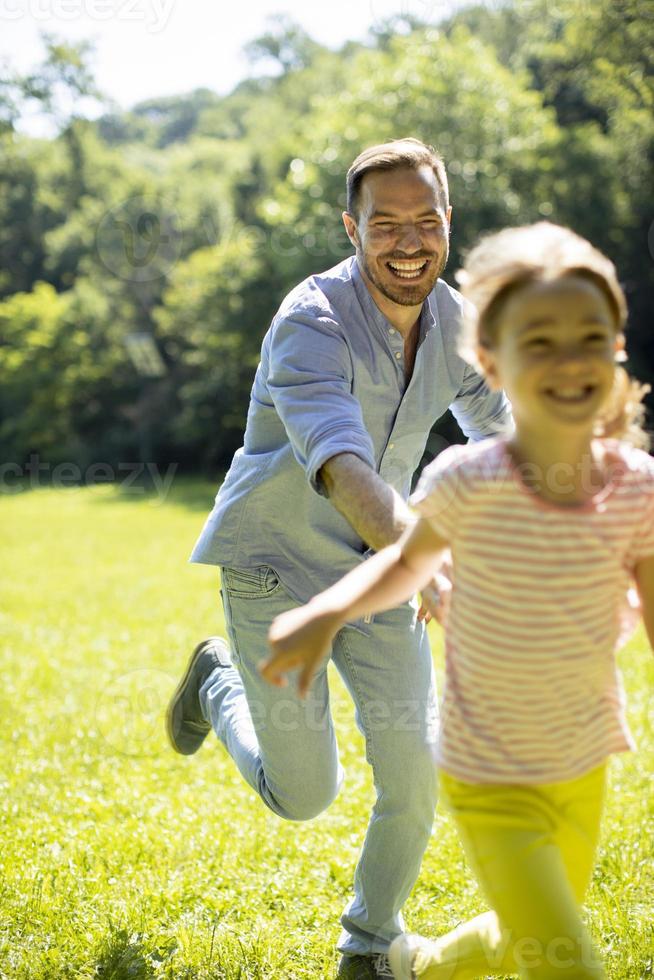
top-left (0, 284), bottom-right (73, 460)
top-left (154, 232), bottom-right (267, 469)
top-left (243, 15), bottom-right (323, 74)
top-left (0, 279), bottom-right (145, 467)
top-left (120, 88), bottom-right (224, 149)
top-left (448, 0), bottom-right (654, 401)
top-left (1, 4), bottom-right (652, 470)
top-left (0, 135), bottom-right (52, 296)
top-left (260, 25), bottom-right (562, 284)
top-left (20, 33), bottom-right (100, 121)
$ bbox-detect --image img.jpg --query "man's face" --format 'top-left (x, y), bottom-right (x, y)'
top-left (343, 165), bottom-right (451, 308)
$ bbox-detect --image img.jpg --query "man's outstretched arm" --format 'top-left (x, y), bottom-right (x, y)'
top-left (320, 453), bottom-right (450, 625)
top-left (319, 452), bottom-right (413, 552)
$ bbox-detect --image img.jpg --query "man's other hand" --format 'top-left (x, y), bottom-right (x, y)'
top-left (417, 556), bottom-right (452, 627)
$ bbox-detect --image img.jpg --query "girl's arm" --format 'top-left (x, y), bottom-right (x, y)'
top-left (634, 554), bottom-right (654, 649)
top-left (260, 516), bottom-right (448, 696)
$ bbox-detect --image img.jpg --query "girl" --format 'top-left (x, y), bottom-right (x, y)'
top-left (260, 222), bottom-right (654, 979)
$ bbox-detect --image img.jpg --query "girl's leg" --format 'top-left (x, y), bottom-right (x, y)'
top-left (403, 909), bottom-right (514, 979)
top-left (404, 767), bottom-right (607, 980)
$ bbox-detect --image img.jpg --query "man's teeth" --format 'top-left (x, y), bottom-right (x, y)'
top-left (388, 260), bottom-right (427, 279)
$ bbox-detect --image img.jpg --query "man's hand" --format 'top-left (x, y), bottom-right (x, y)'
top-left (260, 604), bottom-right (341, 698)
top-left (417, 555), bottom-right (452, 627)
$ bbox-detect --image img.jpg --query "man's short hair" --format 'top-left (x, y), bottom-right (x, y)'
top-left (346, 138), bottom-right (449, 219)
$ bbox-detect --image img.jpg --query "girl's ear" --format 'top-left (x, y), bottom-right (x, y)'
top-left (614, 333), bottom-right (627, 363)
top-left (477, 346), bottom-right (502, 391)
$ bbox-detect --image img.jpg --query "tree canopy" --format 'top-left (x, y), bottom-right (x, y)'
top-left (1, 1), bottom-right (652, 475)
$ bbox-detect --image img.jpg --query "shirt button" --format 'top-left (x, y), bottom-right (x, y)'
top-left (395, 351), bottom-right (402, 360)
top-left (389, 328), bottom-right (396, 336)
top-left (388, 443), bottom-right (395, 450)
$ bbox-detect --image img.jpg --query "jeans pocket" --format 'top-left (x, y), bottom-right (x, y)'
top-left (221, 565), bottom-right (281, 599)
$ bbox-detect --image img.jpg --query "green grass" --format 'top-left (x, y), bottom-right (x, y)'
top-left (0, 481), bottom-right (652, 979)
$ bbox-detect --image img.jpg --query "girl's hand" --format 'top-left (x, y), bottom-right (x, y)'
top-left (417, 580), bottom-right (439, 623)
top-left (260, 604), bottom-right (341, 698)
top-left (418, 557), bottom-right (452, 627)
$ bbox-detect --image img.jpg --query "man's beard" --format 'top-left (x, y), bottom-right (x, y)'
top-left (359, 249), bottom-right (448, 307)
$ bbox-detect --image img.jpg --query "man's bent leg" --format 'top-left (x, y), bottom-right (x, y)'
top-left (201, 566), bottom-right (343, 821)
top-left (333, 604), bottom-right (438, 954)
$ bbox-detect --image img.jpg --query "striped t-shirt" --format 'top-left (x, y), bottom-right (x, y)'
top-left (410, 437), bottom-right (654, 784)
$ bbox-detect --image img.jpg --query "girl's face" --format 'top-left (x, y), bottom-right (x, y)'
top-left (479, 275), bottom-right (623, 438)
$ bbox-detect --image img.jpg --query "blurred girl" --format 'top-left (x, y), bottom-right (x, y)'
top-left (261, 223), bottom-right (654, 979)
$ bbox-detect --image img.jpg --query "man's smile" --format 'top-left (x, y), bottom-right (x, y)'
top-left (386, 258), bottom-right (431, 280)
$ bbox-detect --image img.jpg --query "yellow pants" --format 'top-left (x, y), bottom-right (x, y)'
top-left (413, 765), bottom-right (607, 980)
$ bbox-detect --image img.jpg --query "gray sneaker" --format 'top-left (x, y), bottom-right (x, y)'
top-left (166, 637), bottom-right (231, 755)
top-left (337, 953), bottom-right (394, 979)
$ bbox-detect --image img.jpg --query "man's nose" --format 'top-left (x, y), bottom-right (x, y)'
top-left (396, 224), bottom-right (423, 253)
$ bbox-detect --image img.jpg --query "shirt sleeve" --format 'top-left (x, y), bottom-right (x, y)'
top-left (409, 444), bottom-right (467, 542)
top-left (266, 310), bottom-right (376, 495)
top-left (449, 362), bottom-right (513, 441)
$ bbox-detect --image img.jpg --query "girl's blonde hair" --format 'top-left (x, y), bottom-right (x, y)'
top-left (457, 221), bottom-right (649, 449)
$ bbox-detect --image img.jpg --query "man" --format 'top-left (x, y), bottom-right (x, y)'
top-left (166, 138), bottom-right (511, 979)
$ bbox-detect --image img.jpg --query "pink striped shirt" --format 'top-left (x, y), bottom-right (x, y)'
top-left (410, 437), bottom-right (654, 784)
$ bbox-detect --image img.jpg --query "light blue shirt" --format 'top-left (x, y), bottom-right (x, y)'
top-left (191, 256), bottom-right (511, 602)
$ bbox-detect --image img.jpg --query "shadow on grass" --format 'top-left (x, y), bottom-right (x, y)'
top-left (1, 473), bottom-right (222, 512)
top-left (88, 475), bottom-right (222, 512)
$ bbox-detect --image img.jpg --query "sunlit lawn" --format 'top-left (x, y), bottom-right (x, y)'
top-left (0, 481), bottom-right (652, 979)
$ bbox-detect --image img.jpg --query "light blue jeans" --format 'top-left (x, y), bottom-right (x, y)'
top-left (199, 564), bottom-right (439, 955)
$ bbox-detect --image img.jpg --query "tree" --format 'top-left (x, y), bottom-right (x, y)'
top-left (20, 35), bottom-right (103, 208)
top-left (258, 25), bottom-right (562, 288)
top-left (154, 231), bottom-right (267, 469)
top-left (2, 5), bottom-right (652, 471)
top-left (243, 15), bottom-right (322, 74)
top-left (446, 0), bottom-right (654, 407)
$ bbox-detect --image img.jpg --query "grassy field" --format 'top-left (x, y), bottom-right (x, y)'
top-left (1, 481), bottom-right (652, 979)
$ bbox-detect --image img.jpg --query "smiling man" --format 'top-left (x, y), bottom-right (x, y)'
top-left (166, 138), bottom-right (511, 979)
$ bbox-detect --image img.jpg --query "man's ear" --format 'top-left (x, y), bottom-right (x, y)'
top-left (342, 211), bottom-right (359, 249)
top-left (477, 345), bottom-right (501, 390)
